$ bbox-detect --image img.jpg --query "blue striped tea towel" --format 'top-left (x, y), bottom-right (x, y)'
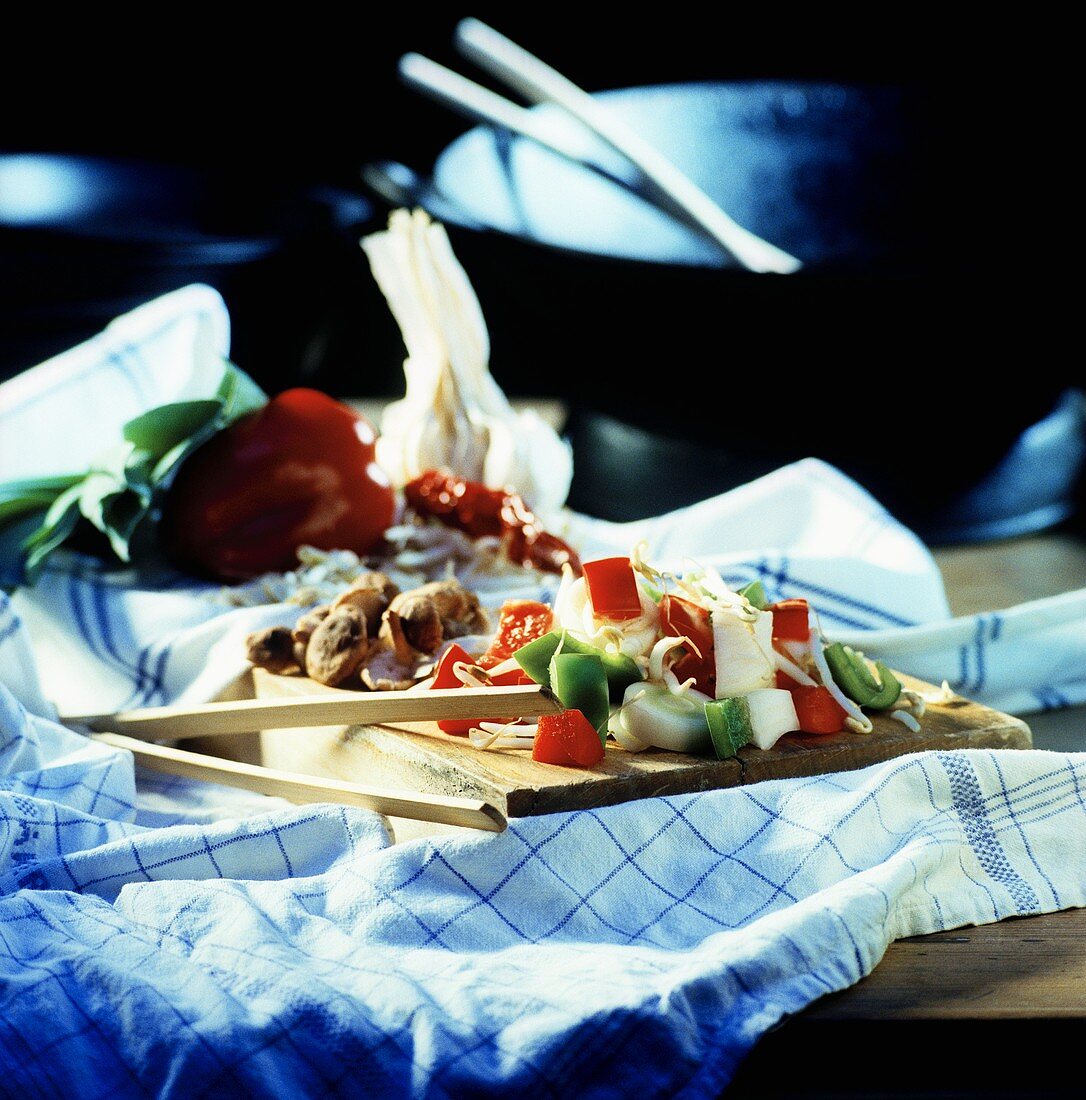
top-left (2, 286), bottom-right (1086, 1096)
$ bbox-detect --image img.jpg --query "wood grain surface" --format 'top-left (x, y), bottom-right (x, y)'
top-left (804, 908), bottom-right (1086, 1021)
top-left (243, 669), bottom-right (1031, 819)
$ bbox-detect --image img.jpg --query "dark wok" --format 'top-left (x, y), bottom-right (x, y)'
top-left (405, 82), bottom-right (1078, 540)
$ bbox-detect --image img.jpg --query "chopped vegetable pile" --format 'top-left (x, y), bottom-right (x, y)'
top-left (414, 548), bottom-right (918, 768)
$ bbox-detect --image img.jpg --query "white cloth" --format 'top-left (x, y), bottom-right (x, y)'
top-left (3, 286), bottom-right (1086, 1096)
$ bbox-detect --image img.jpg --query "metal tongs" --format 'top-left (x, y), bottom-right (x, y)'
top-left (385, 18), bottom-right (801, 275)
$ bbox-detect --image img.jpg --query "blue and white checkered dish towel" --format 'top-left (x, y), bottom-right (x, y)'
top-left (3, 287), bottom-right (1086, 1097)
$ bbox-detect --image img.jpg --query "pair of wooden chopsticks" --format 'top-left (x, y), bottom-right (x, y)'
top-left (398, 19), bottom-right (801, 275)
top-left (65, 684), bottom-right (561, 833)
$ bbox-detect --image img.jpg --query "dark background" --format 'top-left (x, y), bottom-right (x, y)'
top-left (4, 12), bottom-right (929, 183)
top-left (5, 15), bottom-right (1077, 537)
top-left (1, 11), bottom-right (950, 395)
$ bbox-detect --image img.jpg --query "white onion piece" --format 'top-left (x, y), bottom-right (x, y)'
top-left (745, 688), bottom-right (800, 750)
top-left (712, 607), bottom-right (776, 698)
top-left (618, 682), bottom-right (713, 754)
top-left (920, 681), bottom-right (956, 705)
top-left (557, 576), bottom-right (660, 663)
top-left (554, 576), bottom-right (589, 635)
top-left (808, 610), bottom-right (873, 733)
top-left (779, 639), bottom-right (810, 665)
top-left (608, 703), bottom-right (651, 753)
top-left (468, 720), bottom-right (538, 750)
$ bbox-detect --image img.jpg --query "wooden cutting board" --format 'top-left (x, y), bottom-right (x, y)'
top-left (211, 669), bottom-right (1033, 820)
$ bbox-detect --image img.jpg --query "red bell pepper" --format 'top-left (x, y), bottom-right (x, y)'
top-left (162, 388), bottom-right (396, 581)
top-left (789, 684), bottom-right (847, 734)
top-left (582, 557), bottom-right (642, 621)
top-left (660, 595), bottom-right (716, 696)
top-left (532, 709), bottom-right (605, 767)
top-left (771, 599), bottom-right (811, 643)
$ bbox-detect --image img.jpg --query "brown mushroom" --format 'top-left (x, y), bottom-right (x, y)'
top-left (332, 572), bottom-right (399, 633)
top-left (305, 606), bottom-right (370, 687)
top-left (388, 594), bottom-right (444, 654)
top-left (291, 605), bottom-right (332, 670)
top-left (245, 627), bottom-right (298, 673)
top-left (409, 580), bottom-right (488, 638)
top-left (293, 605), bottom-right (331, 644)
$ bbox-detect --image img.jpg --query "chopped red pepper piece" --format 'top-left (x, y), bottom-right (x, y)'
top-left (582, 557), bottom-right (642, 621)
top-left (431, 644), bottom-right (475, 690)
top-left (771, 599), bottom-right (811, 643)
top-left (479, 600), bottom-right (554, 668)
top-left (660, 595), bottom-right (716, 695)
top-left (431, 642), bottom-right (530, 733)
top-left (431, 643), bottom-right (479, 735)
top-left (789, 684), bottom-right (847, 734)
top-left (532, 709), bottom-right (605, 767)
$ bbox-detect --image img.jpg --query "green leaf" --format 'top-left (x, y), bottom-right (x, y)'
top-left (78, 441), bottom-right (135, 532)
top-left (123, 400), bottom-right (223, 460)
top-left (21, 484), bottom-right (84, 583)
top-left (101, 491), bottom-right (149, 562)
top-left (0, 475), bottom-right (82, 524)
top-left (0, 474), bottom-right (83, 499)
top-left (0, 358), bottom-right (267, 585)
top-left (218, 361), bottom-right (266, 420)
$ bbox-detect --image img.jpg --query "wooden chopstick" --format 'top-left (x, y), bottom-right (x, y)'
top-left (94, 732), bottom-right (507, 832)
top-left (449, 19), bottom-right (802, 275)
top-left (65, 684), bottom-right (561, 743)
top-left (398, 52), bottom-right (609, 172)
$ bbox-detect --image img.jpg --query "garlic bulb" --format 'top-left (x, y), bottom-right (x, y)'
top-left (362, 209), bottom-right (573, 516)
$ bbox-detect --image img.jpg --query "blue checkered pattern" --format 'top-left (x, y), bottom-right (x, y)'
top-left (3, 678), bottom-right (1086, 1096)
top-left (4, 287), bottom-right (1086, 1094)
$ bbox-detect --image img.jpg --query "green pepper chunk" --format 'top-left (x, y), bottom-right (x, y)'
top-left (823, 643), bottom-right (902, 709)
top-left (865, 661), bottom-right (902, 709)
top-left (737, 580), bottom-right (769, 610)
top-left (549, 652), bottom-right (610, 744)
top-left (705, 698), bottom-right (753, 760)
top-left (514, 631), bottom-right (641, 702)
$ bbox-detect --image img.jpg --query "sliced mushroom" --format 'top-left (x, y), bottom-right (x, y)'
top-left (245, 626), bottom-right (298, 673)
top-left (409, 580), bottom-right (488, 638)
top-left (389, 594), bottom-right (444, 654)
top-left (379, 605), bottom-right (425, 665)
top-left (305, 606), bottom-right (370, 687)
top-left (361, 646), bottom-right (421, 692)
top-left (332, 572), bottom-right (400, 634)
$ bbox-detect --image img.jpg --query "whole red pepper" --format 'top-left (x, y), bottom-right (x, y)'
top-left (162, 389), bottom-right (396, 581)
top-left (404, 469), bottom-right (580, 575)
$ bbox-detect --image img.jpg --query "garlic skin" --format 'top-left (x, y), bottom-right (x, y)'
top-left (362, 209), bottom-right (573, 517)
